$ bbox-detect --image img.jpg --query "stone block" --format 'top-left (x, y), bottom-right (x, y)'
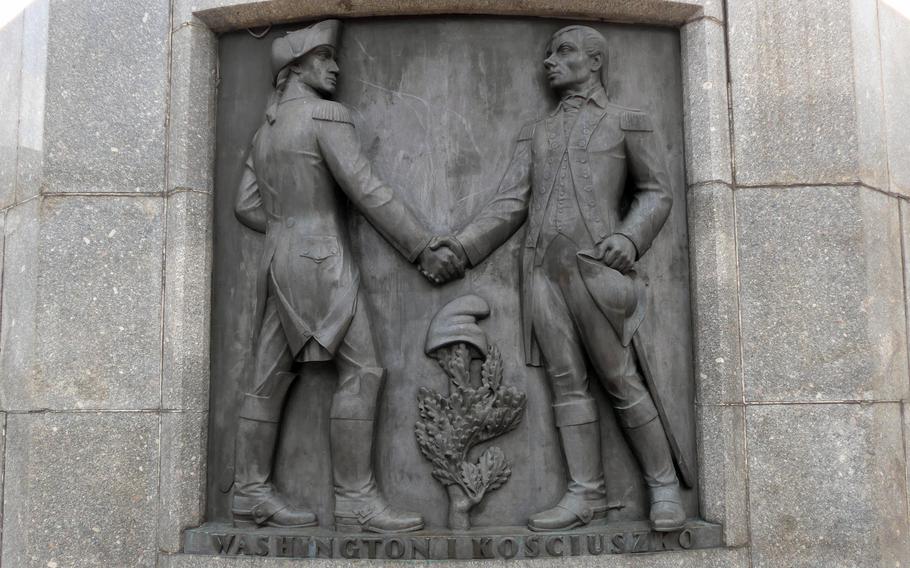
top-left (680, 19), bottom-right (731, 185)
top-left (42, 0), bottom-right (169, 193)
top-left (736, 186), bottom-right (907, 402)
top-left (16, 0), bottom-right (49, 203)
top-left (687, 183), bottom-right (741, 404)
top-left (696, 404), bottom-right (748, 547)
top-left (172, 0), bottom-right (223, 30)
top-left (163, 191), bottom-right (213, 410)
top-left (168, 25), bottom-right (217, 193)
top-left (159, 411), bottom-right (208, 553)
top-left (727, 0), bottom-right (887, 188)
top-left (746, 403), bottom-right (909, 568)
top-left (0, 12), bottom-right (23, 210)
top-left (1, 196), bottom-right (165, 411)
top-left (880, 0), bottom-right (910, 197)
top-left (1, 412), bottom-right (159, 567)
top-left (0, 199), bottom-right (40, 411)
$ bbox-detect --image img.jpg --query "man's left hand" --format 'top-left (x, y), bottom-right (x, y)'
top-left (596, 234), bottom-right (637, 273)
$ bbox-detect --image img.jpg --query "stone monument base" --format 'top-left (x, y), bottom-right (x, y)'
top-left (184, 520), bottom-right (722, 560)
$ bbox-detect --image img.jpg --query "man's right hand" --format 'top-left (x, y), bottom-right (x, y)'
top-left (418, 236), bottom-right (468, 285)
top-left (595, 233), bottom-right (637, 274)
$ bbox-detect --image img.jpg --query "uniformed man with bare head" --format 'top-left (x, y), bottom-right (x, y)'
top-left (438, 25), bottom-right (689, 532)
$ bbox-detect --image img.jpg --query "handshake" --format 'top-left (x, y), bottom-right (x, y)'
top-left (417, 236), bottom-right (468, 285)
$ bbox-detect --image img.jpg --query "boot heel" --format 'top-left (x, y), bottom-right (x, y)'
top-left (587, 509), bottom-right (608, 527)
top-left (233, 513), bottom-right (257, 528)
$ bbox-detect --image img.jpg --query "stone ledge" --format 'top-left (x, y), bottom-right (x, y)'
top-left (190, 0), bottom-right (703, 32)
top-left (0, 9), bottom-right (24, 211)
top-left (163, 190), bottom-right (213, 411)
top-left (880, 0), bottom-right (910, 197)
top-left (162, 546), bottom-right (748, 567)
top-left (696, 404), bottom-right (748, 547)
top-left (15, 0), bottom-right (48, 205)
top-left (160, 412), bottom-right (209, 553)
top-left (167, 24), bottom-right (217, 194)
top-left (680, 17), bottom-right (732, 186)
top-left (687, 182), bottom-right (741, 405)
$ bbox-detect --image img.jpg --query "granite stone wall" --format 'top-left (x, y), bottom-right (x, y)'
top-left (0, 0), bottom-right (907, 566)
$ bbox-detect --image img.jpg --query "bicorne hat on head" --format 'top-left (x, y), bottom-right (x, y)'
top-left (270, 19), bottom-right (341, 82)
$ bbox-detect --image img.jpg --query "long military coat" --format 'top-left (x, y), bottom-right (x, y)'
top-left (455, 90), bottom-right (694, 485)
top-left (456, 88), bottom-right (672, 366)
top-left (236, 84), bottom-right (431, 360)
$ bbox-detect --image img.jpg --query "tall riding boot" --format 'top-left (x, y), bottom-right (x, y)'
top-left (330, 368), bottom-right (423, 533)
top-left (232, 371), bottom-right (317, 528)
top-left (617, 395), bottom-right (686, 532)
top-left (528, 420), bottom-right (609, 531)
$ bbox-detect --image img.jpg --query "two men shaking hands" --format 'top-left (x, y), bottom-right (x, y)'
top-left (417, 233), bottom-right (637, 285)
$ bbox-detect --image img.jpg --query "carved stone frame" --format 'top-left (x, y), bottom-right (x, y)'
top-left (162, 0), bottom-right (747, 564)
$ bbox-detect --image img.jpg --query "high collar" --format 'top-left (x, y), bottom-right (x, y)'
top-left (279, 81), bottom-right (326, 105)
top-left (553, 85), bottom-right (608, 115)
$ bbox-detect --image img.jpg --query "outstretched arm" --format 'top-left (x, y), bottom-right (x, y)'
top-left (314, 106), bottom-right (434, 264)
top-left (453, 125), bottom-right (534, 267)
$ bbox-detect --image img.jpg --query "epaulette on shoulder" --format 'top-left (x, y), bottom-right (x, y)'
top-left (311, 101), bottom-right (354, 125)
top-left (620, 109), bottom-right (653, 132)
top-left (517, 122), bottom-right (536, 142)
top-left (607, 101), bottom-right (640, 112)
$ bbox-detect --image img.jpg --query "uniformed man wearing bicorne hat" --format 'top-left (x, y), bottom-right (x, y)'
top-left (232, 19), bottom-right (464, 532)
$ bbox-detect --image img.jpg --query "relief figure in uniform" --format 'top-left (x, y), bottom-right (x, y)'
top-left (232, 20), bottom-right (464, 532)
top-left (430, 25), bottom-right (689, 532)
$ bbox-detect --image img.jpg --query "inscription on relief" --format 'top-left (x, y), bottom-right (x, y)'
top-left (187, 523), bottom-right (713, 559)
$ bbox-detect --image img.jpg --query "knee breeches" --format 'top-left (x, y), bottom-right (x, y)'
top-left (530, 238), bottom-right (655, 428)
top-left (243, 291), bottom-right (385, 422)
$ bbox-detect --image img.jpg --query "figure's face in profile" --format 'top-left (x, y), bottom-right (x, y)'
top-left (544, 31), bottom-right (598, 91)
top-left (297, 45), bottom-right (339, 94)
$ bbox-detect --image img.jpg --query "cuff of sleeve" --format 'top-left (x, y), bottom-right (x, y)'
top-left (407, 235), bottom-right (433, 263)
top-left (448, 237), bottom-right (470, 267)
top-left (613, 231), bottom-right (641, 259)
top-left (455, 233), bottom-right (483, 267)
